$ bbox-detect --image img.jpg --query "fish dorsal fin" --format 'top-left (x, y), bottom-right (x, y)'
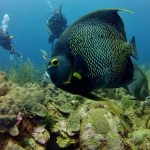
top-left (70, 8), bottom-right (133, 41)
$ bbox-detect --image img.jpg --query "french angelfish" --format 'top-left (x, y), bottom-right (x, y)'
top-left (47, 8), bottom-right (149, 100)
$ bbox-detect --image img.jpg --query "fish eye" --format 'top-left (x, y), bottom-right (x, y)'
top-left (51, 58), bottom-right (59, 66)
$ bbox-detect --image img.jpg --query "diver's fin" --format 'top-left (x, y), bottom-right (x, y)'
top-left (70, 9), bottom-right (133, 41)
top-left (130, 36), bottom-right (138, 60)
top-left (10, 53), bottom-right (14, 61)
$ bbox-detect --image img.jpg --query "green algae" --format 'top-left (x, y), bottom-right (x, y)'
top-left (21, 136), bottom-right (29, 146)
top-left (45, 115), bottom-right (56, 131)
top-left (7, 59), bottom-right (44, 86)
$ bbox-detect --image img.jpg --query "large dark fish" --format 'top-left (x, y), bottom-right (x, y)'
top-left (47, 8), bottom-right (149, 100)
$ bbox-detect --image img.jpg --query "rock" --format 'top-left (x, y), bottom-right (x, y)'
top-left (67, 113), bottom-right (80, 133)
top-left (9, 125), bottom-right (19, 136)
top-left (7, 144), bottom-right (25, 150)
top-left (32, 125), bottom-right (50, 145)
top-left (57, 136), bottom-right (77, 148)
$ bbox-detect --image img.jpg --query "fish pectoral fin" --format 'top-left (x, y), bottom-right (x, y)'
top-left (73, 72), bottom-right (82, 80)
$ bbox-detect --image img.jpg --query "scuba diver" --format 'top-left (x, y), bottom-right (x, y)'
top-left (47, 4), bottom-right (68, 49)
top-left (0, 28), bottom-right (22, 59)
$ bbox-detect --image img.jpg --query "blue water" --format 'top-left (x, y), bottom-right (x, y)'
top-left (0, 0), bottom-right (150, 67)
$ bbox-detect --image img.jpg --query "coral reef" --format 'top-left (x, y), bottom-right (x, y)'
top-left (0, 70), bottom-right (150, 150)
top-left (0, 71), bottom-right (49, 146)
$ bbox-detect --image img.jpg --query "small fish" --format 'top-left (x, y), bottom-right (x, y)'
top-left (47, 8), bottom-right (149, 100)
top-left (41, 49), bottom-right (48, 61)
top-left (42, 71), bottom-right (51, 83)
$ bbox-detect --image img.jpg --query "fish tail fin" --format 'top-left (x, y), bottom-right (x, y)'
top-left (130, 36), bottom-right (138, 60)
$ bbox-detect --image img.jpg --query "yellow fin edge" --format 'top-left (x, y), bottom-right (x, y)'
top-left (73, 72), bottom-right (82, 80)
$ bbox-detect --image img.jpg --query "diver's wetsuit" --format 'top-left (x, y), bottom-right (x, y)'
top-left (0, 29), bottom-right (12, 50)
top-left (0, 29), bottom-right (21, 57)
top-left (47, 5), bottom-right (68, 43)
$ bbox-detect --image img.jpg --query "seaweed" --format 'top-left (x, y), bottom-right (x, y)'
top-left (7, 59), bottom-right (45, 86)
